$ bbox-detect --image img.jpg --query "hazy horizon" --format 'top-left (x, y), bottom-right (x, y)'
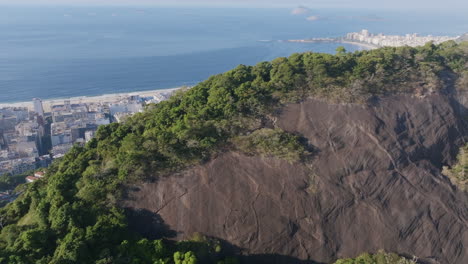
top-left (0, 0), bottom-right (466, 10)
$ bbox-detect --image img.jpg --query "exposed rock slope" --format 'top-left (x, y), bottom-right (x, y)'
top-left (125, 93), bottom-right (468, 264)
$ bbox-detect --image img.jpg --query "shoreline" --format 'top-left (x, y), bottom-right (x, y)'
top-left (338, 40), bottom-right (379, 49)
top-left (0, 87), bottom-right (183, 112)
top-left (285, 39), bottom-right (379, 50)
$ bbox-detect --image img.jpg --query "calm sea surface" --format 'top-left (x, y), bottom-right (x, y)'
top-left (0, 7), bottom-right (467, 103)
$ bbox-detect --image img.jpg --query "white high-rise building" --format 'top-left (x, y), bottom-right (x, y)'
top-left (85, 130), bottom-right (95, 143)
top-left (361, 29), bottom-right (369, 37)
top-left (33, 98), bottom-right (44, 116)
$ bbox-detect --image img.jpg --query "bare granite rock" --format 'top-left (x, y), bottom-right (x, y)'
top-left (124, 93), bottom-right (468, 264)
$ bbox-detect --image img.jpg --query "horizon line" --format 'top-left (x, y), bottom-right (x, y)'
top-left (0, 3), bottom-right (460, 10)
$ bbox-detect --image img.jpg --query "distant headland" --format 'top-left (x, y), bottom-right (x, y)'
top-left (284, 29), bottom-right (462, 49)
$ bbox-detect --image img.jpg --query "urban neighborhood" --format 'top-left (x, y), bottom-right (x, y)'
top-left (344, 29), bottom-right (458, 48)
top-left (0, 90), bottom-right (175, 182)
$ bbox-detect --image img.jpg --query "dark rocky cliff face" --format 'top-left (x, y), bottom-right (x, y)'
top-left (124, 93), bottom-right (468, 264)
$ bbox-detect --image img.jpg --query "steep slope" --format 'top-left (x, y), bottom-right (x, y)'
top-left (125, 93), bottom-right (468, 264)
top-left (1, 42), bottom-right (468, 264)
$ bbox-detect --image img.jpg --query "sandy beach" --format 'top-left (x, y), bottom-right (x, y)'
top-left (339, 40), bottom-right (379, 50)
top-left (285, 39), bottom-right (379, 50)
top-left (0, 87), bottom-right (182, 112)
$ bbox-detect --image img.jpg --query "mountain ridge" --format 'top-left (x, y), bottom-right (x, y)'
top-left (0, 41), bottom-right (467, 263)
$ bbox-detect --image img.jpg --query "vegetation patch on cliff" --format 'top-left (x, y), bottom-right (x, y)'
top-left (232, 128), bottom-right (309, 162)
top-left (334, 251), bottom-right (417, 264)
top-left (443, 143), bottom-right (468, 191)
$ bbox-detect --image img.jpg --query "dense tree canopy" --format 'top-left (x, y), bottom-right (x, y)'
top-left (0, 41), bottom-right (467, 263)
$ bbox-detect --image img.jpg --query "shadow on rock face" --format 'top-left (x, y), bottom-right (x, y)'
top-left (125, 208), bottom-right (177, 239)
top-left (239, 254), bottom-right (323, 264)
top-left (207, 237), bottom-right (325, 264)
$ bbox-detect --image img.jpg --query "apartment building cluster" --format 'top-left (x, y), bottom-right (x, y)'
top-left (345, 29), bottom-right (458, 47)
top-left (0, 101), bottom-right (48, 176)
top-left (0, 90), bottom-right (174, 177)
top-left (49, 95), bottom-right (152, 157)
top-left (50, 99), bottom-right (110, 157)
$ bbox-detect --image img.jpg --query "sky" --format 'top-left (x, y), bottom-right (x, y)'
top-left (0, 0), bottom-right (466, 9)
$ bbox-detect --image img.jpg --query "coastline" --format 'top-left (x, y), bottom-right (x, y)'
top-left (338, 40), bottom-right (379, 50)
top-left (285, 39), bottom-right (379, 50)
top-left (0, 87), bottom-right (182, 112)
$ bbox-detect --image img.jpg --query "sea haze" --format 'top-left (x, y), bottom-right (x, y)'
top-left (0, 6), bottom-right (467, 103)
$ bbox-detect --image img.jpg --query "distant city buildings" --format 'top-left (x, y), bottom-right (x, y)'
top-left (0, 157), bottom-right (37, 176)
top-left (0, 105), bottom-right (45, 176)
top-left (0, 89), bottom-right (175, 178)
top-left (345, 29), bottom-right (458, 47)
top-left (84, 130), bottom-right (95, 143)
top-left (33, 98), bottom-right (44, 117)
top-left (287, 30), bottom-right (460, 49)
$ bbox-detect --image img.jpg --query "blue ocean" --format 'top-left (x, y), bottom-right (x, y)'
top-left (0, 6), bottom-right (467, 103)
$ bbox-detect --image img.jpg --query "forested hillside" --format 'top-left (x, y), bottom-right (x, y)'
top-left (1, 41), bottom-right (467, 264)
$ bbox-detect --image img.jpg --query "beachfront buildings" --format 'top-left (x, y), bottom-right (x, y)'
top-left (33, 98), bottom-right (44, 117)
top-left (0, 90), bottom-right (175, 177)
top-left (345, 29), bottom-right (458, 47)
